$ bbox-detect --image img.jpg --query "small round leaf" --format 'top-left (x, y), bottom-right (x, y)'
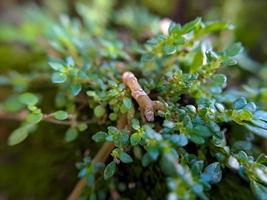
top-left (53, 111), bottom-right (68, 120)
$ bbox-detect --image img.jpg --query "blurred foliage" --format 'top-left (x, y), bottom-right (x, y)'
top-left (0, 0), bottom-right (267, 200)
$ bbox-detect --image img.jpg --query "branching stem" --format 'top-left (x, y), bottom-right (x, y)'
top-left (0, 111), bottom-right (94, 126)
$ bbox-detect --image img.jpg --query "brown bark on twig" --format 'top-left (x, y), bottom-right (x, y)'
top-left (0, 110), bottom-right (27, 121)
top-left (122, 72), bottom-right (164, 122)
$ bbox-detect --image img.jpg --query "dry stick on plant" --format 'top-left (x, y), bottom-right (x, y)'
top-left (0, 110), bottom-right (28, 121)
top-left (68, 71), bottom-right (164, 200)
top-left (122, 71), bottom-right (164, 122)
top-left (67, 114), bottom-right (128, 200)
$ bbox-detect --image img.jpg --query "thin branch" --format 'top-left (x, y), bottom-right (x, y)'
top-left (67, 114), bottom-right (128, 200)
top-left (0, 110), bottom-right (27, 121)
top-left (122, 71), bottom-right (164, 121)
top-left (0, 111), bottom-right (95, 126)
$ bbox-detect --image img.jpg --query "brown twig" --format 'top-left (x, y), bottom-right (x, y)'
top-left (66, 142), bottom-right (115, 200)
top-left (122, 71), bottom-right (164, 122)
top-left (67, 114), bottom-right (128, 200)
top-left (0, 110), bottom-right (27, 121)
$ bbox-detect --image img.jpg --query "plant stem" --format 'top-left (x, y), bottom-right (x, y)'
top-left (0, 110), bottom-right (27, 121)
top-left (67, 114), bottom-right (128, 200)
top-left (0, 111), bottom-right (95, 126)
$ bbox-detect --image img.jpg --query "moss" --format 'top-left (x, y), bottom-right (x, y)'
top-left (210, 170), bottom-right (254, 200)
top-left (0, 123), bottom-right (79, 199)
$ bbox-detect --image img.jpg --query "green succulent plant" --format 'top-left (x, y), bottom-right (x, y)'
top-left (1, 1), bottom-right (267, 200)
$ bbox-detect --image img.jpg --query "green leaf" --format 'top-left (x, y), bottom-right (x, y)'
top-left (209, 74), bottom-right (227, 94)
top-left (26, 112), bottom-right (43, 124)
top-left (65, 127), bottom-right (78, 142)
top-left (240, 109), bottom-right (253, 121)
top-left (8, 127), bottom-right (28, 145)
top-left (141, 153), bottom-right (152, 167)
top-left (225, 42), bottom-right (243, 57)
top-left (237, 151), bottom-right (248, 162)
top-left (192, 185), bottom-right (207, 200)
top-left (118, 131), bottom-right (129, 146)
top-left (119, 151), bottom-right (133, 163)
top-left (18, 93), bottom-right (38, 106)
top-left (8, 125), bottom-right (34, 146)
top-left (212, 74), bottom-right (227, 87)
top-left (108, 126), bottom-right (120, 135)
top-left (53, 110), bottom-right (68, 120)
top-left (131, 118), bottom-right (140, 130)
top-left (244, 123), bottom-right (267, 139)
top-left (162, 44), bottom-right (176, 55)
top-left (109, 113), bottom-right (117, 121)
top-left (168, 22), bottom-right (181, 34)
top-left (208, 121), bottom-right (220, 133)
top-left (86, 91), bottom-right (99, 101)
top-left (191, 50), bottom-right (204, 73)
top-left (206, 50), bottom-right (218, 61)
top-left (190, 135), bottom-right (205, 144)
top-left (130, 133), bottom-right (141, 146)
top-left (215, 103), bottom-right (225, 113)
top-left (254, 111), bottom-right (267, 122)
top-left (256, 154), bottom-right (267, 164)
top-left (92, 131), bottom-right (108, 142)
top-left (147, 36), bottom-right (164, 46)
top-left (181, 17), bottom-right (201, 34)
top-left (105, 135), bottom-right (113, 142)
top-left (123, 97), bottom-right (132, 111)
top-left (94, 105), bottom-right (106, 118)
top-left (200, 162), bottom-right (222, 184)
top-left (66, 56), bottom-right (74, 66)
top-left (104, 161), bottom-right (116, 180)
top-left (141, 53), bottom-right (154, 62)
top-left (191, 125), bottom-right (212, 137)
top-left (3, 96), bottom-right (24, 112)
top-left (221, 58), bottom-right (237, 66)
top-left (78, 123), bottom-right (88, 131)
top-left (175, 134), bottom-right (188, 147)
top-left (70, 83), bottom-right (81, 96)
top-left (163, 120), bottom-right (175, 128)
top-left (48, 62), bottom-right (64, 70)
top-left (228, 156), bottom-right (240, 170)
top-left (233, 97), bottom-right (247, 109)
top-left (250, 181), bottom-right (267, 200)
top-left (204, 22), bottom-right (234, 33)
top-left (192, 160), bottom-right (204, 175)
top-left (251, 120), bottom-right (267, 130)
top-left (244, 102), bottom-right (257, 113)
top-left (160, 153), bottom-right (178, 177)
top-left (52, 72), bottom-right (67, 83)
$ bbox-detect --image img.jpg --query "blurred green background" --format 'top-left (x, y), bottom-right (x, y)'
top-left (0, 0), bottom-right (266, 199)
